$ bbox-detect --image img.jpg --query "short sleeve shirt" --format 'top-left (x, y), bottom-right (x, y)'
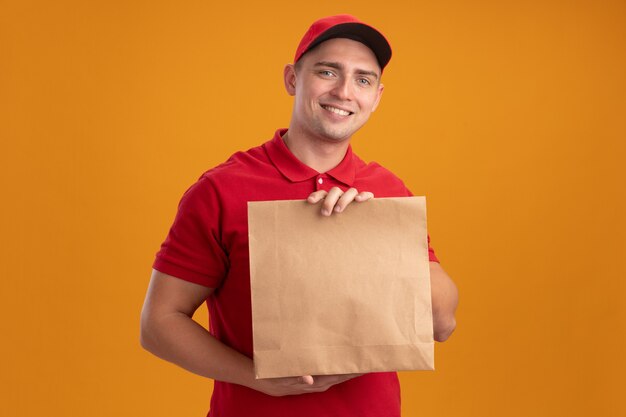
top-left (153, 129), bottom-right (439, 417)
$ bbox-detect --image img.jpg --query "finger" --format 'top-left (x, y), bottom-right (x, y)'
top-left (297, 375), bottom-right (315, 385)
top-left (307, 190), bottom-right (328, 204)
top-left (354, 191), bottom-right (374, 202)
top-left (333, 187), bottom-right (359, 213)
top-left (321, 187), bottom-right (344, 216)
top-left (301, 374), bottom-right (360, 393)
top-left (313, 373), bottom-right (362, 386)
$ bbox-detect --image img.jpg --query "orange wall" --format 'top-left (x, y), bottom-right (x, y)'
top-left (1, 1), bottom-right (624, 416)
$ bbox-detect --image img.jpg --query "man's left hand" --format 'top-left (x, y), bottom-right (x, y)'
top-left (307, 187), bottom-right (374, 216)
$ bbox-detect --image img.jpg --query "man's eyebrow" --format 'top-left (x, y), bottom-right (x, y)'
top-left (314, 61), bottom-right (343, 70)
top-left (313, 61), bottom-right (380, 80)
top-left (355, 69), bottom-right (379, 80)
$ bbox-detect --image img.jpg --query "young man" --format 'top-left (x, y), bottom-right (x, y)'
top-left (140, 14), bottom-right (458, 417)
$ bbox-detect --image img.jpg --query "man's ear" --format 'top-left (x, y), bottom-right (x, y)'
top-left (371, 83), bottom-right (385, 112)
top-left (283, 64), bottom-right (297, 96)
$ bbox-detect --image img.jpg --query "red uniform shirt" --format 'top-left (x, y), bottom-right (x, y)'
top-left (154, 129), bottom-right (439, 417)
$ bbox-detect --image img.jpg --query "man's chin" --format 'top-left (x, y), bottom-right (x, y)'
top-left (316, 127), bottom-right (357, 143)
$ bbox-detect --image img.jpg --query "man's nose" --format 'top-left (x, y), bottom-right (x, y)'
top-left (330, 77), bottom-right (351, 100)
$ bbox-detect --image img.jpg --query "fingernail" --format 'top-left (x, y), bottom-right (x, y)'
top-left (322, 209), bottom-right (330, 216)
top-left (334, 206), bottom-right (342, 213)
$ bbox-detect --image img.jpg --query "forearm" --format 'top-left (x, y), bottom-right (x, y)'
top-left (429, 261), bottom-right (458, 341)
top-left (140, 312), bottom-right (256, 388)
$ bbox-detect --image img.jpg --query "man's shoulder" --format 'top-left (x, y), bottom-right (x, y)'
top-left (177, 139), bottom-right (273, 201)
top-left (352, 153), bottom-right (411, 196)
top-left (352, 153), bottom-right (405, 181)
top-left (198, 140), bottom-right (272, 182)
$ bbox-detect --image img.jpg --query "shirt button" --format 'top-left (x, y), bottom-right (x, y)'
top-left (318, 178), bottom-right (323, 184)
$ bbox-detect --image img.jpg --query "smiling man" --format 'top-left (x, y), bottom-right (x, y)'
top-left (140, 14), bottom-right (458, 417)
top-left (286, 37), bottom-right (383, 146)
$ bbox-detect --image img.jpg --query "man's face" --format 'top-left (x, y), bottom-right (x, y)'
top-left (284, 38), bottom-right (384, 144)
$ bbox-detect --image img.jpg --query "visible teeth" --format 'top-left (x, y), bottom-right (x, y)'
top-left (323, 105), bottom-right (350, 116)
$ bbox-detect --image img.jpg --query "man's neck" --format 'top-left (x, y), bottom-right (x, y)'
top-left (282, 129), bottom-right (351, 173)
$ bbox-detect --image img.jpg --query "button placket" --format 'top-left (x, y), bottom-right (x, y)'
top-left (315, 175), bottom-right (327, 191)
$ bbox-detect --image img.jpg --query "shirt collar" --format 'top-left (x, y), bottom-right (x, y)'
top-left (264, 128), bottom-right (356, 186)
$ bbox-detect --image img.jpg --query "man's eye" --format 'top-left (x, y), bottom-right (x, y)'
top-left (319, 70), bottom-right (334, 77)
top-left (358, 78), bottom-right (371, 86)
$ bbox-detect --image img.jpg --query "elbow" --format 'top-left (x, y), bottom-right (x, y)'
top-left (139, 311), bottom-right (158, 353)
top-left (139, 327), bottom-right (151, 351)
top-left (433, 317), bottom-right (456, 342)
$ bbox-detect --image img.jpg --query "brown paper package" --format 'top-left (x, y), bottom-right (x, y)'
top-left (248, 197), bottom-right (434, 379)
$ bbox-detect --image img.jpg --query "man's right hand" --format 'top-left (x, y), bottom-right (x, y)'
top-left (252, 373), bottom-right (363, 397)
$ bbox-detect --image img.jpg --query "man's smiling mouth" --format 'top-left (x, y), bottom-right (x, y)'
top-left (321, 105), bottom-right (353, 116)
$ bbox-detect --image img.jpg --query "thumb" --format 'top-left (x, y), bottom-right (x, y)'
top-left (298, 375), bottom-right (314, 385)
